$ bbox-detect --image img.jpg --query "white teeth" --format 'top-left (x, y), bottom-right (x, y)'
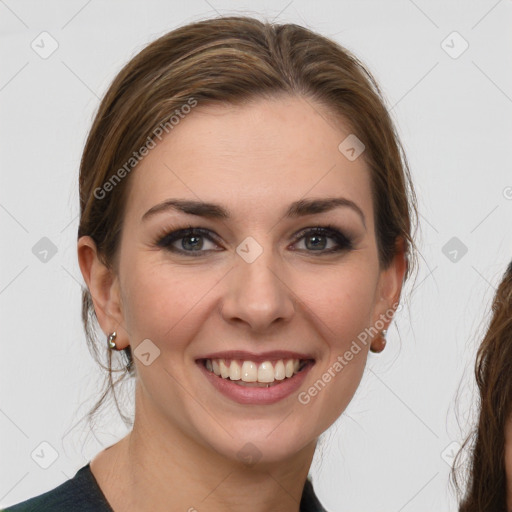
top-left (204, 358), bottom-right (306, 383)
top-left (229, 360), bottom-right (241, 380)
top-left (274, 360), bottom-right (285, 380)
top-left (241, 361), bottom-right (258, 382)
top-left (285, 359), bottom-right (294, 378)
top-left (257, 361), bottom-right (274, 383)
top-left (219, 360), bottom-right (230, 379)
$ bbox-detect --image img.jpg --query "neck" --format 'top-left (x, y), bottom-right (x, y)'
top-left (96, 384), bottom-right (317, 512)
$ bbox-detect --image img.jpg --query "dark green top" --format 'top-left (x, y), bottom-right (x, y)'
top-left (2, 463), bottom-right (328, 511)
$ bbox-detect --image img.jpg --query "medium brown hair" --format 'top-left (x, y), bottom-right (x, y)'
top-left (454, 260), bottom-right (512, 510)
top-left (77, 15), bottom-right (418, 429)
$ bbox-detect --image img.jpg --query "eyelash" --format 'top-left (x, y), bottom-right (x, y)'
top-left (155, 224), bottom-right (354, 257)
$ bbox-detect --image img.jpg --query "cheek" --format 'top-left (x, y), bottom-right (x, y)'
top-left (297, 259), bottom-right (378, 344)
top-left (120, 255), bottom-right (212, 350)
top-left (292, 262), bottom-right (378, 424)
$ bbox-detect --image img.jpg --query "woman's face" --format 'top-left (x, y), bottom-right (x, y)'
top-left (86, 95), bottom-right (404, 464)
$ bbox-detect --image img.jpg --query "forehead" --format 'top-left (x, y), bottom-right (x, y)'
top-left (125, 95), bottom-right (374, 225)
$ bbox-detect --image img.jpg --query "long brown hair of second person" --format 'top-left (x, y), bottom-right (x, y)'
top-left (454, 259), bottom-right (512, 511)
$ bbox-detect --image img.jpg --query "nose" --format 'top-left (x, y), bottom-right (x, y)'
top-left (220, 249), bottom-right (295, 333)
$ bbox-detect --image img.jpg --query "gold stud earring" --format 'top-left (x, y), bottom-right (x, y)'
top-left (370, 329), bottom-right (387, 353)
top-left (107, 331), bottom-right (117, 350)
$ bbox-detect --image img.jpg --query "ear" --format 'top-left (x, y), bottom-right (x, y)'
top-left (77, 235), bottom-right (129, 350)
top-left (371, 237), bottom-right (408, 335)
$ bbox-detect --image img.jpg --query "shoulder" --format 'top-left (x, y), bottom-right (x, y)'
top-left (300, 477), bottom-right (329, 512)
top-left (1, 464), bottom-right (113, 512)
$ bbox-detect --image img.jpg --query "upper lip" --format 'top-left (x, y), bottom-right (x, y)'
top-left (197, 350), bottom-right (315, 364)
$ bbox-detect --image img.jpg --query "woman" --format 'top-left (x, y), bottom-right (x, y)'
top-left (455, 260), bottom-right (512, 511)
top-left (3, 15), bottom-right (416, 511)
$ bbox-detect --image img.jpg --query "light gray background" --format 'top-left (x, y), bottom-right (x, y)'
top-left (1, 1), bottom-right (511, 510)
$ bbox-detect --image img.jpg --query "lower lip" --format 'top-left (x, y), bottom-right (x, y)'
top-left (197, 361), bottom-right (314, 405)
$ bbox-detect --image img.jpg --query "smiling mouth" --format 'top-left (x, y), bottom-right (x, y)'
top-left (199, 358), bottom-right (313, 387)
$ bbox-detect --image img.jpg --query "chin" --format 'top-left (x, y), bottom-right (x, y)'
top-left (195, 417), bottom-right (318, 467)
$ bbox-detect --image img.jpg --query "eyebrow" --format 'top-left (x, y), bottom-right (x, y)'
top-left (142, 197), bottom-right (366, 228)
